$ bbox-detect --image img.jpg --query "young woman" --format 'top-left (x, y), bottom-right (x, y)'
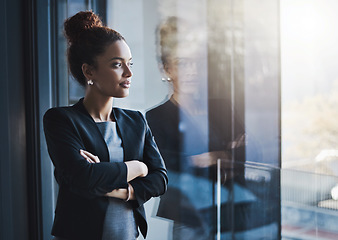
top-left (146, 16), bottom-right (274, 240)
top-left (43, 11), bottom-right (167, 240)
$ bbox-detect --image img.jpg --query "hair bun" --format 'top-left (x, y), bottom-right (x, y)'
top-left (64, 10), bottom-right (103, 44)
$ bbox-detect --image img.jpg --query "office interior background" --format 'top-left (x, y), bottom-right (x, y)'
top-left (1, 0), bottom-right (338, 239)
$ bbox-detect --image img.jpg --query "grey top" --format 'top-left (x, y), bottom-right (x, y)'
top-left (96, 121), bottom-right (138, 240)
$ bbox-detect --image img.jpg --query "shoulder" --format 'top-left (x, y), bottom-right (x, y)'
top-left (146, 100), bottom-right (173, 117)
top-left (43, 103), bottom-right (89, 129)
top-left (146, 100), bottom-right (177, 123)
top-left (44, 106), bottom-right (71, 120)
top-left (43, 105), bottom-right (81, 121)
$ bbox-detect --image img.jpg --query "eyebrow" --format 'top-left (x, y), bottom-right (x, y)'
top-left (109, 57), bottom-right (133, 61)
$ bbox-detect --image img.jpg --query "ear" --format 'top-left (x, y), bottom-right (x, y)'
top-left (162, 62), bottom-right (171, 76)
top-left (81, 63), bottom-right (95, 80)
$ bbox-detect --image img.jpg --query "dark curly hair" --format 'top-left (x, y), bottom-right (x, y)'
top-left (64, 10), bottom-right (125, 86)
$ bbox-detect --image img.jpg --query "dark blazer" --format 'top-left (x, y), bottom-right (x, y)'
top-left (43, 98), bottom-right (168, 240)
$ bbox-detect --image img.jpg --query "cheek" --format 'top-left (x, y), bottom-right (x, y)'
top-left (167, 66), bottom-right (178, 78)
top-left (99, 69), bottom-right (120, 82)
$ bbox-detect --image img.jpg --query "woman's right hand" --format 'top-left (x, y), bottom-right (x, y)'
top-left (80, 149), bottom-right (100, 163)
top-left (80, 149), bottom-right (147, 181)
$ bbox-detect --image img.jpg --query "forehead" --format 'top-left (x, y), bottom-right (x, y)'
top-left (167, 44), bottom-right (203, 62)
top-left (100, 40), bottom-right (132, 61)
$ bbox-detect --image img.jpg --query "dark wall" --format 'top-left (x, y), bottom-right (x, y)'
top-left (0, 0), bottom-right (29, 239)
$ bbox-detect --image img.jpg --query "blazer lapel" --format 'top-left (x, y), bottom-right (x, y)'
top-left (112, 108), bottom-right (142, 161)
top-left (72, 98), bottom-right (110, 163)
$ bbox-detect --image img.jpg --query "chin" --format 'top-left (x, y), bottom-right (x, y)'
top-left (114, 92), bottom-right (129, 98)
top-left (107, 88), bottom-right (129, 98)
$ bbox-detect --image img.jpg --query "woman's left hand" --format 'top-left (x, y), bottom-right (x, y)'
top-left (80, 149), bottom-right (101, 163)
top-left (105, 183), bottom-right (136, 201)
top-left (191, 151), bottom-right (230, 168)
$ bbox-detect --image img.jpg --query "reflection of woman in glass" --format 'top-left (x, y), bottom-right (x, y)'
top-left (43, 11), bottom-right (167, 240)
top-left (146, 16), bottom-right (278, 239)
top-left (146, 16), bottom-right (228, 240)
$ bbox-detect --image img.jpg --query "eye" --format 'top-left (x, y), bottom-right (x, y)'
top-left (112, 62), bottom-right (122, 68)
top-left (128, 61), bottom-right (134, 68)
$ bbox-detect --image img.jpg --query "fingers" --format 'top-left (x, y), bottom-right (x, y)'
top-left (86, 158), bottom-right (96, 163)
top-left (80, 149), bottom-right (100, 163)
top-left (80, 149), bottom-right (97, 160)
top-left (228, 134), bottom-right (247, 149)
top-left (80, 150), bottom-right (95, 163)
top-left (191, 151), bottom-right (232, 168)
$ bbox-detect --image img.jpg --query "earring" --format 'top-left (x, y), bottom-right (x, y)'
top-left (161, 77), bottom-right (172, 82)
top-left (87, 79), bottom-right (93, 85)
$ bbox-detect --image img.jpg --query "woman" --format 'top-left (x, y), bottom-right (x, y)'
top-left (43, 11), bottom-right (167, 240)
top-left (146, 16), bottom-right (277, 240)
top-left (146, 16), bottom-right (226, 240)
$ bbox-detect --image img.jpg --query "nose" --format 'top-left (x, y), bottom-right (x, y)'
top-left (186, 61), bottom-right (197, 74)
top-left (123, 64), bottom-right (133, 78)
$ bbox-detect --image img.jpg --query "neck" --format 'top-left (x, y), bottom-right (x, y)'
top-left (171, 92), bottom-right (195, 107)
top-left (83, 91), bottom-right (114, 122)
top-left (171, 93), bottom-right (206, 116)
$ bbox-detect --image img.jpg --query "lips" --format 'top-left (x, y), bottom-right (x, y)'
top-left (119, 80), bottom-right (131, 88)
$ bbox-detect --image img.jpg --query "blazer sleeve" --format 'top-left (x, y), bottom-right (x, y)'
top-left (43, 108), bottom-right (128, 199)
top-left (129, 112), bottom-right (168, 208)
